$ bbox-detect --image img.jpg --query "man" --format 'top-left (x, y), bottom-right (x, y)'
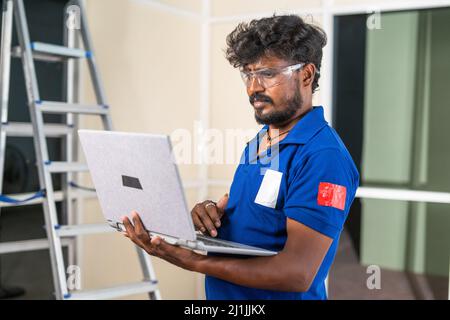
top-left (122, 14), bottom-right (359, 300)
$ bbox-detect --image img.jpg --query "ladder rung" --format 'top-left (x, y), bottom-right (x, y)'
top-left (0, 191), bottom-right (52, 208)
top-left (11, 46), bottom-right (64, 62)
top-left (0, 190), bottom-right (96, 208)
top-left (36, 101), bottom-right (109, 115)
top-left (56, 223), bottom-right (114, 237)
top-left (45, 161), bottom-right (89, 173)
top-left (30, 42), bottom-right (89, 59)
top-left (2, 122), bottom-right (73, 137)
top-left (0, 238), bottom-right (71, 255)
top-left (66, 281), bottom-right (158, 300)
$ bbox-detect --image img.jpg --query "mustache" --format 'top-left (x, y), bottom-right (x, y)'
top-left (249, 93), bottom-right (273, 105)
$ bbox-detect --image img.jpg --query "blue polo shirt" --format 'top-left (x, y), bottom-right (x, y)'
top-left (205, 106), bottom-right (360, 300)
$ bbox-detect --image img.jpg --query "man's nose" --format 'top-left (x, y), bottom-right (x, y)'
top-left (246, 76), bottom-right (265, 96)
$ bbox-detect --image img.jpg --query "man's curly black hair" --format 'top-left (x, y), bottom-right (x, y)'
top-left (225, 14), bottom-right (327, 92)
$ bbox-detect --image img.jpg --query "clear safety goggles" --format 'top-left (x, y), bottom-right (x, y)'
top-left (240, 63), bottom-right (305, 89)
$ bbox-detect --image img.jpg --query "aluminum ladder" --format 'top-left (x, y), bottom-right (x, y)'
top-left (0, 0), bottom-right (160, 300)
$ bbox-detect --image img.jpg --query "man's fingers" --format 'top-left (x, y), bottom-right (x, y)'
top-left (191, 212), bottom-right (206, 233)
top-left (131, 211), bottom-right (146, 234)
top-left (151, 236), bottom-right (162, 246)
top-left (216, 193), bottom-right (229, 216)
top-left (122, 216), bottom-right (132, 232)
top-left (131, 211), bottom-right (152, 245)
top-left (204, 202), bottom-right (221, 228)
top-left (122, 216), bottom-right (137, 240)
top-left (150, 237), bottom-right (176, 257)
top-left (195, 204), bottom-right (217, 237)
top-left (191, 198), bottom-right (228, 237)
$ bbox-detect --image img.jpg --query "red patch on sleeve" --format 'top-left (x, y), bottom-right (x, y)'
top-left (317, 182), bottom-right (347, 210)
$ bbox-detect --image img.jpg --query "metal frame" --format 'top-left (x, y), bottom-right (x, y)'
top-left (14, 0), bottom-right (69, 299)
top-left (62, 1), bottom-right (79, 270)
top-left (0, 0), bottom-right (13, 198)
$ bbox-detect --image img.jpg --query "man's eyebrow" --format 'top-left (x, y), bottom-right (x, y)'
top-left (242, 65), bottom-right (274, 72)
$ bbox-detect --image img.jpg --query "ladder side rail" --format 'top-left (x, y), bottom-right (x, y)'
top-left (62, 1), bottom-right (79, 268)
top-left (0, 0), bottom-right (14, 199)
top-left (14, 0), bottom-right (69, 299)
top-left (75, 0), bottom-right (112, 130)
top-left (136, 247), bottom-right (162, 300)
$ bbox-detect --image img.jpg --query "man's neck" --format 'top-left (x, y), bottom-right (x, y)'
top-left (268, 105), bottom-right (313, 138)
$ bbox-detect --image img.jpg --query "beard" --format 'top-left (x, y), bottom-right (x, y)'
top-left (252, 87), bottom-right (303, 125)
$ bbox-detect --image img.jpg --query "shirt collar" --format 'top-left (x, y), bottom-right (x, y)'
top-left (259, 106), bottom-right (328, 146)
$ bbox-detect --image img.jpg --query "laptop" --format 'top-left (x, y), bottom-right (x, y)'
top-left (78, 130), bottom-right (277, 256)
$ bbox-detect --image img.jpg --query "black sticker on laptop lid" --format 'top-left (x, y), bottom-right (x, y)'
top-left (122, 175), bottom-right (143, 190)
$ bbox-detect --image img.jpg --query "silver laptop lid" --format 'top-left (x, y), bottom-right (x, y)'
top-left (78, 130), bottom-right (196, 241)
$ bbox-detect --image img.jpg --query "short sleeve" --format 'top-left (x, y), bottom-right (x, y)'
top-left (283, 148), bottom-right (355, 239)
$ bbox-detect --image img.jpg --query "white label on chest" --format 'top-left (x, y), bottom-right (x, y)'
top-left (254, 169), bottom-right (283, 208)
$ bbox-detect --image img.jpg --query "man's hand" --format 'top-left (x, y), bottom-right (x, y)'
top-left (121, 211), bottom-right (202, 271)
top-left (191, 193), bottom-right (228, 237)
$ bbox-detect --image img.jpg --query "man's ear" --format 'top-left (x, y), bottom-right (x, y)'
top-left (301, 64), bottom-right (316, 88)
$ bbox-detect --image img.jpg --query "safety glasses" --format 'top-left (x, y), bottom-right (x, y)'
top-left (240, 63), bottom-right (305, 89)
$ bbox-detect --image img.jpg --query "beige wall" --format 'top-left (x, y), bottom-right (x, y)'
top-left (211, 0), bottom-right (321, 17)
